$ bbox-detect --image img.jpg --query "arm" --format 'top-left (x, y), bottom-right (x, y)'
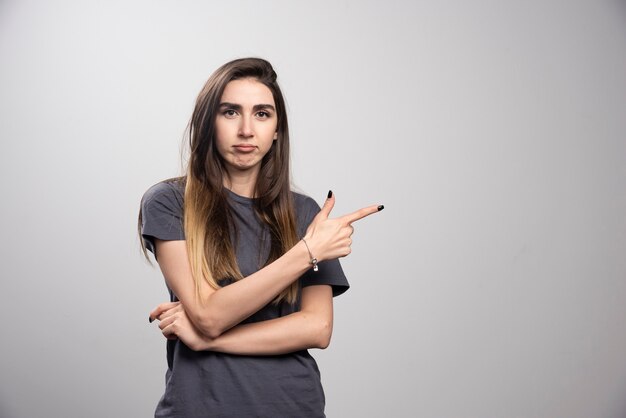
top-left (158, 285), bottom-right (334, 355)
top-left (152, 238), bottom-right (311, 339)
top-left (149, 193), bottom-right (381, 339)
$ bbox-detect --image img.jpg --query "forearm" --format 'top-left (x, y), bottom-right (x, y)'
top-left (200, 311), bottom-right (332, 355)
top-left (195, 241), bottom-right (312, 337)
top-left (156, 286), bottom-right (334, 355)
top-left (154, 238), bottom-right (314, 339)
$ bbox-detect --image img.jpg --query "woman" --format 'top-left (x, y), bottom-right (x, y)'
top-left (139, 57), bottom-right (383, 417)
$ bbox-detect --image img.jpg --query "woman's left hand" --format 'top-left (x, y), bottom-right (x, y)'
top-left (151, 302), bottom-right (210, 351)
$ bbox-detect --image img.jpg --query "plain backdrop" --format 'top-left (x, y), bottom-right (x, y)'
top-left (1, 1), bottom-right (625, 417)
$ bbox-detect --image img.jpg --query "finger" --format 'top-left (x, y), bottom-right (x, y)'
top-left (340, 204), bottom-right (384, 225)
top-left (158, 313), bottom-right (178, 331)
top-left (149, 302), bottom-right (179, 323)
top-left (158, 314), bottom-right (173, 330)
top-left (315, 190), bottom-right (335, 220)
top-left (158, 304), bottom-right (183, 321)
top-left (162, 323), bottom-right (178, 340)
top-left (149, 301), bottom-right (181, 323)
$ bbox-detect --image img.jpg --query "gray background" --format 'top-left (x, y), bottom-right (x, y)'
top-left (1, 0), bottom-right (625, 417)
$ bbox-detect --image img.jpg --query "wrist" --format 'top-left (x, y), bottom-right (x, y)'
top-left (301, 238), bottom-right (319, 271)
top-left (289, 240), bottom-right (317, 273)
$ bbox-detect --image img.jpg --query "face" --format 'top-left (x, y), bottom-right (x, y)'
top-left (214, 78), bottom-right (278, 177)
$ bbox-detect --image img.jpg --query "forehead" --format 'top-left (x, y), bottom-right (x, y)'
top-left (220, 78), bottom-right (274, 105)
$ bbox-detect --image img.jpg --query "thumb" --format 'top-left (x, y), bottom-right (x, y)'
top-left (316, 190), bottom-right (335, 220)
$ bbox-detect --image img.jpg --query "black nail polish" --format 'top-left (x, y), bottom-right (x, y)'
top-left (327, 190), bottom-right (333, 199)
top-left (149, 316), bottom-right (154, 323)
top-left (377, 205), bottom-right (384, 211)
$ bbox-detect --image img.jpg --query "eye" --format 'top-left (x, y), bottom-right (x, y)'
top-left (223, 109), bottom-right (238, 118)
top-left (256, 111), bottom-right (271, 119)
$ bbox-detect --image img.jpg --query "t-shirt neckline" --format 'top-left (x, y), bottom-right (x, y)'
top-left (226, 188), bottom-right (255, 206)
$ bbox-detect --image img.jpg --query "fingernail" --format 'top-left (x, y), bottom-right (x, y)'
top-left (327, 190), bottom-right (333, 199)
top-left (149, 316), bottom-right (154, 323)
top-left (377, 205), bottom-right (384, 211)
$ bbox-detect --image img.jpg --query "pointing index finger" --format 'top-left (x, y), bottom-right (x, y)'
top-left (340, 204), bottom-right (384, 225)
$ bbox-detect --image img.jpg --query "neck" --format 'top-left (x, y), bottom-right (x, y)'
top-left (224, 168), bottom-right (259, 198)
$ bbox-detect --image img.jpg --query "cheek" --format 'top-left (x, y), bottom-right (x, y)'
top-left (261, 123), bottom-right (278, 143)
top-left (214, 122), bottom-right (229, 146)
top-left (213, 135), bottom-right (229, 162)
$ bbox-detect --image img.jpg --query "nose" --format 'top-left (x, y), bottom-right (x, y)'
top-left (238, 116), bottom-right (253, 138)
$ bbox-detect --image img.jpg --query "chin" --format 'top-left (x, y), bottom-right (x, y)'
top-left (231, 160), bottom-right (260, 171)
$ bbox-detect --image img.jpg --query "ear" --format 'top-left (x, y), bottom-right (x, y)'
top-left (273, 132), bottom-right (278, 140)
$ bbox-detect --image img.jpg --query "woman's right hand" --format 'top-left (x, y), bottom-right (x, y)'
top-left (302, 191), bottom-right (383, 262)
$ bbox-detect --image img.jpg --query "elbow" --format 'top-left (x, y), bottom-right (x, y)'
top-left (204, 326), bottom-right (223, 340)
top-left (317, 336), bottom-right (331, 350)
top-left (314, 319), bottom-right (333, 350)
top-left (195, 315), bottom-right (224, 339)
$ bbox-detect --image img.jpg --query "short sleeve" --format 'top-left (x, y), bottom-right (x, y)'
top-left (140, 181), bottom-right (185, 256)
top-left (294, 193), bottom-right (350, 297)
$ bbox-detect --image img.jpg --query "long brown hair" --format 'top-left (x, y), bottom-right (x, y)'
top-left (139, 58), bottom-right (299, 304)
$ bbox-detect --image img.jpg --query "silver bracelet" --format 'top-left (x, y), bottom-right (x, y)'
top-left (301, 238), bottom-right (319, 272)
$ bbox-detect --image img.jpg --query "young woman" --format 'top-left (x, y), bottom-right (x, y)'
top-left (139, 57), bottom-right (383, 417)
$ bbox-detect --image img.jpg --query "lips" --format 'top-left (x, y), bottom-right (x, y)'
top-left (233, 144), bottom-right (256, 152)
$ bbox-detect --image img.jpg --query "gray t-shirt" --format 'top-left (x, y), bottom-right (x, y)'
top-left (141, 180), bottom-right (349, 418)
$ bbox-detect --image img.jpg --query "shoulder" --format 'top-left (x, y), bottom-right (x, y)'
top-left (142, 178), bottom-right (185, 204)
top-left (292, 191), bottom-right (319, 209)
top-left (141, 178), bottom-right (185, 216)
top-left (140, 178), bottom-right (186, 251)
top-left (292, 191), bottom-right (320, 215)
top-left (291, 191), bottom-right (321, 236)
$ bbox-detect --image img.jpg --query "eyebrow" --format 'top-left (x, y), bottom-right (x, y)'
top-left (219, 102), bottom-right (276, 112)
